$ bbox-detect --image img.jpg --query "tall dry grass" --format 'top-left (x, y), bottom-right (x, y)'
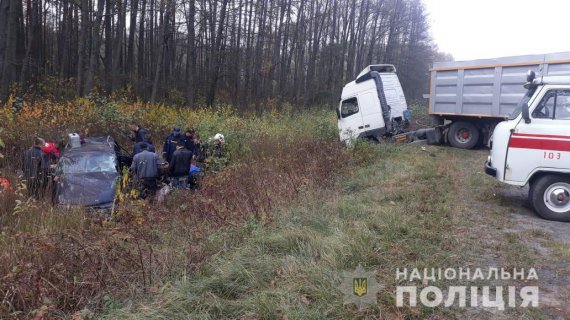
top-left (0, 100), bottom-right (355, 318)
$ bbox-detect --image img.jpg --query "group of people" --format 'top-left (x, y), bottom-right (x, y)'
top-left (128, 122), bottom-right (226, 198)
top-left (15, 123), bottom-right (226, 201)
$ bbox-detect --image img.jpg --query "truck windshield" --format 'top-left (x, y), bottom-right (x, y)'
top-left (509, 87), bottom-right (537, 120)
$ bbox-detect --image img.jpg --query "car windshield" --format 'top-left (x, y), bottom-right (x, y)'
top-left (59, 153), bottom-right (117, 174)
top-left (509, 87), bottom-right (537, 120)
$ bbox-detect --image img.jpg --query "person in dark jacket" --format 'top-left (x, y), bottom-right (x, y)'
top-left (130, 143), bottom-right (162, 199)
top-left (133, 140), bottom-right (156, 155)
top-left (130, 122), bottom-right (148, 143)
top-left (169, 141), bottom-right (193, 189)
top-left (22, 138), bottom-right (50, 198)
top-left (163, 126), bottom-right (183, 164)
top-left (193, 133), bottom-right (206, 165)
top-left (183, 129), bottom-right (196, 153)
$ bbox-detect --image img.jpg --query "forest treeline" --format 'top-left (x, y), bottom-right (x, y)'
top-left (0, 0), bottom-right (449, 109)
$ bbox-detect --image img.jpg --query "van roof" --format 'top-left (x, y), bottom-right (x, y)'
top-left (536, 76), bottom-right (570, 86)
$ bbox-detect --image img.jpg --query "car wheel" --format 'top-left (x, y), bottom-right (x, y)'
top-left (530, 175), bottom-right (570, 222)
top-left (448, 121), bottom-right (480, 149)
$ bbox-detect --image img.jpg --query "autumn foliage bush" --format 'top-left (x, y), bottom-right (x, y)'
top-left (0, 99), bottom-right (357, 318)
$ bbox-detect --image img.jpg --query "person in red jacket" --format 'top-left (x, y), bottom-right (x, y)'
top-left (42, 142), bottom-right (60, 160)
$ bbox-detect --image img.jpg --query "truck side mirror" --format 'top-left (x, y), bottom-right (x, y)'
top-left (336, 108), bottom-right (341, 120)
top-left (522, 102), bottom-right (531, 124)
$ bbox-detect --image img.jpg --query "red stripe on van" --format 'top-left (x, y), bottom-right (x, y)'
top-left (512, 133), bottom-right (570, 140)
top-left (509, 137), bottom-right (570, 152)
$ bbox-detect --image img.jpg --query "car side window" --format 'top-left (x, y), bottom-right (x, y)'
top-left (532, 90), bottom-right (570, 120)
top-left (341, 97), bottom-right (359, 118)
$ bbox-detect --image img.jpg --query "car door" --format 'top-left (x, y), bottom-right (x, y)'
top-left (506, 85), bottom-right (570, 183)
top-left (338, 97), bottom-right (364, 141)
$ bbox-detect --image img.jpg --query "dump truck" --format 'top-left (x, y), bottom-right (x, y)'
top-left (429, 51), bottom-right (570, 149)
top-left (337, 52), bottom-right (570, 148)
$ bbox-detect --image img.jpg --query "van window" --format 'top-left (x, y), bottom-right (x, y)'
top-left (341, 97), bottom-right (359, 118)
top-left (532, 90), bottom-right (570, 120)
top-left (554, 91), bottom-right (570, 119)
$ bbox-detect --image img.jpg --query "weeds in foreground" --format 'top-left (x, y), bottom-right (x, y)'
top-left (102, 145), bottom-right (547, 320)
top-left (101, 144), bottom-right (459, 319)
top-left (0, 102), bottom-right (359, 318)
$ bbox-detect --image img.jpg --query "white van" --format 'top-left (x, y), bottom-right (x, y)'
top-left (485, 71), bottom-right (570, 221)
top-left (337, 64), bottom-right (409, 142)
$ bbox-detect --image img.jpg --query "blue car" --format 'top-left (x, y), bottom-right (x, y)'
top-left (55, 136), bottom-right (130, 210)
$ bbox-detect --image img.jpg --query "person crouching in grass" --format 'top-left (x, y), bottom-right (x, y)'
top-left (188, 157), bottom-right (202, 190)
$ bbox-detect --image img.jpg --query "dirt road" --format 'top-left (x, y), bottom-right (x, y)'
top-left (455, 148), bottom-right (570, 319)
top-left (500, 185), bottom-right (570, 318)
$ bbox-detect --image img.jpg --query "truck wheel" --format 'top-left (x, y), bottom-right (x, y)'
top-left (447, 122), bottom-right (480, 149)
top-left (530, 175), bottom-right (570, 222)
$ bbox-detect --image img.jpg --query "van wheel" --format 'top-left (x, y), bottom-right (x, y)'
top-left (530, 175), bottom-right (570, 222)
top-left (447, 122), bottom-right (480, 149)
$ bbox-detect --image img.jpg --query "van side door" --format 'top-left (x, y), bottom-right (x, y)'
top-left (506, 86), bottom-right (570, 183)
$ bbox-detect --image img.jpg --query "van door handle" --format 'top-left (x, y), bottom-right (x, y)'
top-left (365, 124), bottom-right (370, 128)
top-left (358, 126), bottom-right (364, 129)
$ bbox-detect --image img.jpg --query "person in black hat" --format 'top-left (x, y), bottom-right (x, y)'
top-left (133, 133), bottom-right (156, 155)
top-left (133, 141), bottom-right (156, 155)
top-left (163, 126), bottom-right (182, 164)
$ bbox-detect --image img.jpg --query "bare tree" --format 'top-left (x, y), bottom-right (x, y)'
top-left (84, 0), bottom-right (106, 95)
top-left (0, 0), bottom-right (440, 107)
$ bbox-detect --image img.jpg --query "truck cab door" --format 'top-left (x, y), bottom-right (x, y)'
top-left (358, 91), bottom-right (385, 133)
top-left (506, 86), bottom-right (570, 182)
top-left (338, 97), bottom-right (364, 141)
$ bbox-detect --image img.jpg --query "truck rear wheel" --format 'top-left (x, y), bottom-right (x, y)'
top-left (448, 121), bottom-right (480, 149)
top-left (530, 175), bottom-right (570, 222)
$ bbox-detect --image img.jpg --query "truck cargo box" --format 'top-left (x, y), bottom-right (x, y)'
top-left (430, 52), bottom-right (570, 118)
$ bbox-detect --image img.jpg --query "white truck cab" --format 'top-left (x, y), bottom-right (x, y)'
top-left (337, 64), bottom-right (409, 142)
top-left (486, 71), bottom-right (570, 221)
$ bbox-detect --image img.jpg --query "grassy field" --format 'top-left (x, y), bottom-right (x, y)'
top-left (0, 101), bottom-right (348, 318)
top-left (2, 101), bottom-right (567, 319)
top-left (101, 142), bottom-right (561, 320)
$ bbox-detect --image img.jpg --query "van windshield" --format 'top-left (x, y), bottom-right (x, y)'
top-left (509, 87), bottom-right (537, 120)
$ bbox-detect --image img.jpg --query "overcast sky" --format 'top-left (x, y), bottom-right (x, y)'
top-left (422, 0), bottom-right (570, 62)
